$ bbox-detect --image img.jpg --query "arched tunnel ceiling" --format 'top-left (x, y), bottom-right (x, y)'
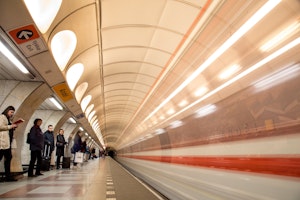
top-left (0, 0), bottom-right (299, 150)
top-left (99, 0), bottom-right (218, 148)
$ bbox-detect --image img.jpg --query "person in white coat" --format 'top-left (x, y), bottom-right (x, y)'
top-left (0, 106), bottom-right (18, 181)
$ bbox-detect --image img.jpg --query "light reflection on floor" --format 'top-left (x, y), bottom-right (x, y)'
top-left (0, 158), bottom-right (107, 200)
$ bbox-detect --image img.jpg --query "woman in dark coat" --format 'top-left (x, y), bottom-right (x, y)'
top-left (56, 129), bottom-right (67, 169)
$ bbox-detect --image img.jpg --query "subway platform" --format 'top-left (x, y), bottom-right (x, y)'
top-left (0, 157), bottom-right (167, 200)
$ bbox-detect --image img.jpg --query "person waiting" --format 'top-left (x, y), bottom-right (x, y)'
top-left (28, 118), bottom-right (44, 177)
top-left (56, 129), bottom-right (67, 169)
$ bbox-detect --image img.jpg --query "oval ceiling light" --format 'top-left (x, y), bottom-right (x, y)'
top-left (88, 111), bottom-right (96, 122)
top-left (51, 30), bottom-right (77, 71)
top-left (66, 63), bottom-right (84, 91)
top-left (92, 120), bottom-right (99, 129)
top-left (85, 104), bottom-right (94, 118)
top-left (90, 116), bottom-right (97, 125)
top-left (75, 82), bottom-right (88, 103)
top-left (81, 95), bottom-right (92, 112)
top-left (24, 0), bottom-right (62, 33)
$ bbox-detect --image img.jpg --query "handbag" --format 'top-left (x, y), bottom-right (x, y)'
top-left (74, 152), bottom-right (84, 163)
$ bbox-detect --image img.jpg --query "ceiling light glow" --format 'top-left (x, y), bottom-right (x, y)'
top-left (169, 37), bottom-right (300, 121)
top-left (66, 63), bottom-right (84, 91)
top-left (167, 109), bottom-right (175, 115)
top-left (75, 82), bottom-right (88, 103)
top-left (88, 111), bottom-right (96, 122)
top-left (194, 87), bottom-right (208, 97)
top-left (154, 129), bottom-right (165, 135)
top-left (195, 104), bottom-right (217, 118)
top-left (169, 120), bottom-right (183, 129)
top-left (218, 65), bottom-right (241, 80)
top-left (68, 117), bottom-right (76, 123)
top-left (51, 30), bottom-right (77, 71)
top-left (0, 41), bottom-right (29, 74)
top-left (81, 95), bottom-right (92, 112)
top-left (49, 97), bottom-right (63, 110)
top-left (254, 63), bottom-right (300, 91)
top-left (178, 100), bottom-right (188, 107)
top-left (85, 104), bottom-right (94, 118)
top-left (24, 0), bottom-right (62, 33)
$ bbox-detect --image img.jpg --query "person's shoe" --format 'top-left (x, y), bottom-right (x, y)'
top-left (36, 173), bottom-right (44, 176)
top-left (28, 174), bottom-right (37, 177)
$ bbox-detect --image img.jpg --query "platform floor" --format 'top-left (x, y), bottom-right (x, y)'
top-left (0, 157), bottom-right (166, 200)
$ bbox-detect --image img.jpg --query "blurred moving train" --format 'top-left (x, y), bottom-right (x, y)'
top-left (0, 0), bottom-right (300, 199)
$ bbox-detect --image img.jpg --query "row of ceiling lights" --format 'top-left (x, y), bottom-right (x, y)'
top-left (22, 1), bottom-right (105, 146)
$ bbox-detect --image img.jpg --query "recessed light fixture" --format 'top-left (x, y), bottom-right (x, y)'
top-left (0, 41), bottom-right (30, 74)
top-left (68, 117), bottom-right (76, 124)
top-left (49, 97), bottom-right (63, 110)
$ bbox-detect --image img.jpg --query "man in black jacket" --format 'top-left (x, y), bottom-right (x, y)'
top-left (28, 118), bottom-right (44, 177)
top-left (43, 125), bottom-right (55, 158)
top-left (56, 129), bottom-right (67, 169)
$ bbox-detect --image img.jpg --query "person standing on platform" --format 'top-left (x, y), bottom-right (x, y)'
top-left (0, 106), bottom-right (19, 182)
top-left (43, 125), bottom-right (55, 162)
top-left (71, 131), bottom-right (83, 168)
top-left (28, 118), bottom-right (44, 177)
top-left (56, 129), bottom-right (67, 169)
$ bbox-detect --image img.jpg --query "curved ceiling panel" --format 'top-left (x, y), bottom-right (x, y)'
top-left (3, 0), bottom-right (298, 151)
top-left (71, 47), bottom-right (101, 89)
top-left (48, 5), bottom-right (98, 51)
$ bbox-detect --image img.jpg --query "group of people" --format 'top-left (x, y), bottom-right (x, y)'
top-left (0, 105), bottom-right (84, 182)
top-left (27, 121), bottom-right (68, 177)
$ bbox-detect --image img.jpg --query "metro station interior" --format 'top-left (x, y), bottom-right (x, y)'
top-left (0, 0), bottom-right (299, 199)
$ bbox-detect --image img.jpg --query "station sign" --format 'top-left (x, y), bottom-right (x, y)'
top-left (8, 24), bottom-right (47, 57)
top-left (53, 82), bottom-right (74, 102)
